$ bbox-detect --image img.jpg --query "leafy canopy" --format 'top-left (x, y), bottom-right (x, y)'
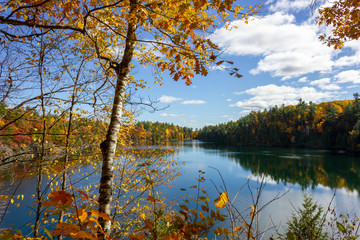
top-left (1, 0), bottom-right (260, 85)
top-left (317, 0), bottom-right (360, 49)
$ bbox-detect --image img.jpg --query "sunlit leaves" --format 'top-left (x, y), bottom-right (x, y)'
top-left (43, 190), bottom-right (73, 207)
top-left (214, 192), bottom-right (229, 209)
top-left (317, 0), bottom-right (360, 49)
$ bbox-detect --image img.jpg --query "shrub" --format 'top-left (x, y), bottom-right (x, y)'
top-left (281, 194), bottom-right (327, 240)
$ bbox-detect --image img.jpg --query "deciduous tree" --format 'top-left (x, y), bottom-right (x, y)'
top-left (317, 0), bottom-right (360, 49)
top-left (1, 0), bottom-right (260, 235)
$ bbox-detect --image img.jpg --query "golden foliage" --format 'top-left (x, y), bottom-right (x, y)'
top-left (318, 0), bottom-right (360, 49)
top-left (214, 192), bottom-right (229, 209)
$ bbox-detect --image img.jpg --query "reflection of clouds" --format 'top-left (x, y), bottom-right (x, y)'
top-left (174, 141), bottom-right (360, 238)
top-left (253, 184), bottom-right (360, 238)
top-left (248, 174), bottom-right (279, 185)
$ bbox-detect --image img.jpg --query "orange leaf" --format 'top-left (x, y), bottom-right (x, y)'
top-left (147, 195), bottom-right (160, 203)
top-left (44, 190), bottom-right (73, 207)
top-left (91, 209), bottom-right (113, 222)
top-left (76, 208), bottom-right (88, 223)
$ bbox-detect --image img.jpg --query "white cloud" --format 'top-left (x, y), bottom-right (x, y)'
top-left (250, 51), bottom-right (333, 79)
top-left (160, 113), bottom-right (182, 117)
top-left (309, 78), bottom-right (341, 90)
top-left (158, 95), bottom-right (182, 103)
top-left (230, 84), bottom-right (334, 110)
top-left (211, 12), bottom-right (335, 79)
top-left (335, 41), bottom-right (360, 67)
top-left (298, 77), bottom-right (308, 83)
top-left (335, 70), bottom-right (360, 84)
top-left (181, 100), bottom-right (206, 105)
top-left (267, 0), bottom-right (315, 13)
top-left (240, 110), bottom-right (252, 115)
top-left (210, 64), bottom-right (226, 71)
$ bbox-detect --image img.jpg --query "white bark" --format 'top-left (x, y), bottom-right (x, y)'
top-left (98, 0), bottom-right (137, 235)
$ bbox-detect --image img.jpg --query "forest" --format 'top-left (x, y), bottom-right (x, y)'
top-left (197, 97), bottom-right (360, 151)
top-left (0, 102), bottom-right (192, 162)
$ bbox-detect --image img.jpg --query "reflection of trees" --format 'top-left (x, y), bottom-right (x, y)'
top-left (199, 143), bottom-right (360, 192)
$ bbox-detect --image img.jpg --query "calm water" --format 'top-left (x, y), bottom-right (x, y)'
top-left (166, 140), bottom-right (360, 237)
top-left (1, 140), bottom-right (360, 238)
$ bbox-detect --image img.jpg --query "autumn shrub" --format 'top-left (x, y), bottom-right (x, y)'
top-left (327, 212), bottom-right (360, 239)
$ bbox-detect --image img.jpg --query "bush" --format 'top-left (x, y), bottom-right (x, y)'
top-left (281, 194), bottom-right (327, 240)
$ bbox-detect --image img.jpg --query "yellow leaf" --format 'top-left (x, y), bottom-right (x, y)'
top-left (234, 226), bottom-right (242, 232)
top-left (250, 205), bottom-right (255, 217)
top-left (214, 192), bottom-right (229, 209)
top-left (77, 208), bottom-right (88, 223)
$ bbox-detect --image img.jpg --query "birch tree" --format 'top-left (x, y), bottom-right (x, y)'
top-left (0, 0), bottom-right (260, 235)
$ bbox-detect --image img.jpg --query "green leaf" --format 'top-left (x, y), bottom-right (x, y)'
top-left (347, 224), bottom-right (356, 230)
top-left (179, 205), bottom-right (189, 212)
top-left (44, 228), bottom-right (54, 240)
top-left (286, 232), bottom-right (296, 240)
top-left (14, 229), bottom-right (22, 236)
top-left (337, 221), bottom-right (346, 233)
top-left (344, 236), bottom-right (360, 240)
top-left (340, 214), bottom-right (348, 223)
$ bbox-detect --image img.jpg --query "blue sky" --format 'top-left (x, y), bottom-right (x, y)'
top-left (134, 0), bottom-right (360, 129)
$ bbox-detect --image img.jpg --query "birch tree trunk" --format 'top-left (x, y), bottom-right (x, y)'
top-left (98, 0), bottom-right (137, 235)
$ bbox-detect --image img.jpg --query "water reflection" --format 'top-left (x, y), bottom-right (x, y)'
top-left (194, 142), bottom-right (360, 193)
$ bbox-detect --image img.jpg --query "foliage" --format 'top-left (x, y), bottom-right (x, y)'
top-left (275, 195), bottom-right (360, 240)
top-left (197, 97), bottom-right (360, 151)
top-left (131, 121), bottom-right (193, 145)
top-left (1, 0), bottom-right (261, 234)
top-left (129, 171), bottom-right (229, 239)
top-left (329, 214), bottom-right (360, 240)
top-left (283, 194), bottom-right (327, 240)
top-left (317, 0), bottom-right (360, 49)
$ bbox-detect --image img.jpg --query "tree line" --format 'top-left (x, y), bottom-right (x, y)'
top-left (131, 121), bottom-right (193, 145)
top-left (197, 96), bottom-right (360, 151)
top-left (0, 102), bottom-right (192, 163)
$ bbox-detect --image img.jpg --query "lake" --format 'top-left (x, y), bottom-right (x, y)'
top-left (1, 140), bottom-right (360, 238)
top-left (166, 140), bottom-right (360, 238)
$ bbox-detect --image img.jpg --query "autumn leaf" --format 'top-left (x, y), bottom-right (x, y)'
top-left (214, 192), bottom-right (229, 209)
top-left (250, 205), bottom-right (255, 217)
top-left (53, 223), bottom-right (94, 240)
top-left (234, 226), bottom-right (242, 232)
top-left (91, 209), bottom-right (113, 222)
top-left (76, 208), bottom-right (88, 223)
top-left (147, 195), bottom-right (160, 203)
top-left (216, 60), bottom-right (224, 66)
top-left (43, 190), bottom-right (73, 207)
